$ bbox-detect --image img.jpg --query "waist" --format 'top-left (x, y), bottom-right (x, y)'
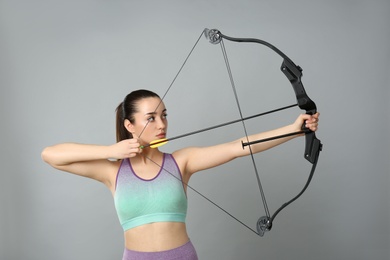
top-left (124, 222), bottom-right (189, 252)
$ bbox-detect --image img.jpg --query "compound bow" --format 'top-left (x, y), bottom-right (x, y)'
top-left (139, 28), bottom-right (323, 236)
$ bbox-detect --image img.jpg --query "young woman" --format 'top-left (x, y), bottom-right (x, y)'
top-left (41, 89), bottom-right (319, 260)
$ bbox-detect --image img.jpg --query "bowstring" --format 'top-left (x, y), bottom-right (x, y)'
top-left (219, 39), bottom-right (271, 219)
top-left (137, 30), bottom-right (205, 140)
top-left (134, 29), bottom-right (260, 235)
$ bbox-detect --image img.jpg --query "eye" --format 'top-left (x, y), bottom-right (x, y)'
top-left (162, 113), bottom-right (168, 119)
top-left (147, 116), bottom-right (155, 122)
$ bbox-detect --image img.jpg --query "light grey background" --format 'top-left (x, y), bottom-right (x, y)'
top-left (1, 0), bottom-right (389, 259)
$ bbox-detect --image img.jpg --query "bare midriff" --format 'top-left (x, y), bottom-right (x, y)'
top-left (124, 222), bottom-right (189, 252)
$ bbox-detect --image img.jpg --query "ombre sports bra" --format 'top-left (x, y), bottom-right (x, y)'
top-left (114, 153), bottom-right (187, 231)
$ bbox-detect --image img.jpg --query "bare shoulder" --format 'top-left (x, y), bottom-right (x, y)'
top-left (172, 146), bottom-right (202, 162)
top-left (171, 147), bottom-right (198, 175)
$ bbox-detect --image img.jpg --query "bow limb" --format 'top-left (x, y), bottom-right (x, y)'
top-left (205, 28), bottom-right (323, 236)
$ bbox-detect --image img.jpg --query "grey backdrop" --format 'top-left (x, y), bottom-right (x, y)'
top-left (1, 0), bottom-right (389, 259)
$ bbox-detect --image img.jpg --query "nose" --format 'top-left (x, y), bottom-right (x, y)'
top-left (157, 117), bottom-right (166, 130)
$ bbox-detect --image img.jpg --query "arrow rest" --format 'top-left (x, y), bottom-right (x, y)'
top-left (257, 216), bottom-right (272, 237)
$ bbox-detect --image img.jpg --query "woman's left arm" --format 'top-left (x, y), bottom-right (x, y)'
top-left (175, 113), bottom-right (319, 176)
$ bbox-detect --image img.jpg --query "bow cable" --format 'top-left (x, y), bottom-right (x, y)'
top-left (145, 156), bottom-right (260, 235)
top-left (204, 28), bottom-right (323, 236)
top-left (219, 39), bottom-right (271, 219)
top-left (130, 28), bottom-right (321, 236)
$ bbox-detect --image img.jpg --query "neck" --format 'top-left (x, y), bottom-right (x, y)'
top-left (134, 148), bottom-right (163, 164)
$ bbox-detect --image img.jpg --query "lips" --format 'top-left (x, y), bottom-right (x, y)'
top-left (156, 133), bottom-right (166, 139)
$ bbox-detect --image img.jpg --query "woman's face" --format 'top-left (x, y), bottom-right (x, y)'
top-left (127, 97), bottom-right (168, 145)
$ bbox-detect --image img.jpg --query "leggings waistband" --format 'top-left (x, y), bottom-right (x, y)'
top-left (122, 240), bottom-right (198, 260)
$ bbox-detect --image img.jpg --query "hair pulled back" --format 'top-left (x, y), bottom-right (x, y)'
top-left (116, 89), bottom-right (160, 142)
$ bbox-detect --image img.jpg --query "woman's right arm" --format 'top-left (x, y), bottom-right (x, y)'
top-left (41, 139), bottom-right (140, 186)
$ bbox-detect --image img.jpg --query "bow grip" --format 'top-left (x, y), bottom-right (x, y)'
top-left (305, 132), bottom-right (322, 163)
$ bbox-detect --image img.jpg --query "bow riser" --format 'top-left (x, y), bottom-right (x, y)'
top-left (280, 58), bottom-right (322, 164)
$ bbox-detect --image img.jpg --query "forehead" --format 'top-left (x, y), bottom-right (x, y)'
top-left (136, 97), bottom-right (166, 113)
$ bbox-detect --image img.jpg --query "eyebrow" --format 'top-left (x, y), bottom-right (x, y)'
top-left (144, 109), bottom-right (167, 116)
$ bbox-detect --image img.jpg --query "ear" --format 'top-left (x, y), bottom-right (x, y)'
top-left (124, 119), bottom-right (134, 134)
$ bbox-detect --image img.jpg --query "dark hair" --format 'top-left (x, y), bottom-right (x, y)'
top-left (116, 89), bottom-right (160, 142)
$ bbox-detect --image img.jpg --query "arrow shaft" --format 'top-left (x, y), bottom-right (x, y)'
top-left (142, 104), bottom-right (298, 148)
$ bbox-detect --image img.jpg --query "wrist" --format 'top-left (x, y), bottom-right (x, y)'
top-left (105, 144), bottom-right (117, 160)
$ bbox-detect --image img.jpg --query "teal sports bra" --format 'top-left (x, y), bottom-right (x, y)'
top-left (114, 153), bottom-right (188, 231)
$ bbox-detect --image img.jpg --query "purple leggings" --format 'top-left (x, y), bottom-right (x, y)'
top-left (122, 240), bottom-right (198, 260)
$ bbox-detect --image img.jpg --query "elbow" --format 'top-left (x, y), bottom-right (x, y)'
top-left (41, 146), bottom-right (55, 166)
top-left (41, 146), bottom-right (69, 172)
